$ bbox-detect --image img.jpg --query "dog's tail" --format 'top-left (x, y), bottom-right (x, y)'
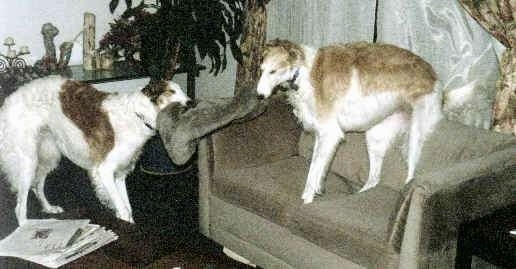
top-left (442, 80), bottom-right (492, 129)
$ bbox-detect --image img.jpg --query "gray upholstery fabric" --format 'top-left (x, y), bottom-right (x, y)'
top-left (212, 156), bottom-right (354, 226)
top-left (210, 95), bottom-right (301, 171)
top-left (299, 132), bottom-right (407, 190)
top-left (287, 186), bottom-right (400, 268)
top-left (209, 196), bottom-right (367, 269)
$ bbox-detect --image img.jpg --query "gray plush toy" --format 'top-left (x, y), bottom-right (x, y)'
top-left (157, 82), bottom-right (267, 165)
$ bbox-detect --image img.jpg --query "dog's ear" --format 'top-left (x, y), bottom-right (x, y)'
top-left (263, 38), bottom-right (286, 57)
top-left (266, 38), bottom-right (285, 48)
top-left (142, 79), bottom-right (167, 104)
top-left (263, 39), bottom-right (304, 65)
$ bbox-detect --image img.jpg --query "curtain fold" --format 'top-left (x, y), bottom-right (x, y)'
top-left (458, 0), bottom-right (516, 134)
top-left (377, 0), bottom-right (503, 130)
top-left (266, 0), bottom-right (377, 47)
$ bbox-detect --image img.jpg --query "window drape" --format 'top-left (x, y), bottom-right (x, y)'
top-left (266, 0), bottom-right (504, 130)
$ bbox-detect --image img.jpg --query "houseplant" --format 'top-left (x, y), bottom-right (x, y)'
top-left (102, 0), bottom-right (247, 90)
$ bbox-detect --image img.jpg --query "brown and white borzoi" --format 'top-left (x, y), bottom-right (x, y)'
top-left (257, 40), bottom-right (443, 204)
top-left (0, 76), bottom-right (190, 225)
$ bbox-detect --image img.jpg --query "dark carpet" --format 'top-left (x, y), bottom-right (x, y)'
top-left (0, 156), bottom-right (252, 269)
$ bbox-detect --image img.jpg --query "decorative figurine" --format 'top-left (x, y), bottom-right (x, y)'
top-left (41, 23), bottom-right (59, 69)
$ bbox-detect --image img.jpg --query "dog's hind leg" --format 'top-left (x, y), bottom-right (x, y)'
top-left (406, 91), bottom-right (443, 183)
top-left (301, 125), bottom-right (343, 204)
top-left (14, 171), bottom-right (33, 226)
top-left (360, 112), bottom-right (409, 192)
top-left (33, 132), bottom-right (64, 214)
top-left (0, 122), bottom-right (41, 225)
top-left (10, 145), bottom-right (39, 226)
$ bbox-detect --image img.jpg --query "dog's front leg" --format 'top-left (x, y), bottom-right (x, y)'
top-left (115, 171), bottom-right (134, 223)
top-left (92, 166), bottom-right (133, 223)
top-left (301, 128), bottom-right (342, 204)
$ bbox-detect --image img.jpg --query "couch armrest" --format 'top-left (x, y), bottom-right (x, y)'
top-left (396, 147), bottom-right (516, 267)
top-left (205, 95), bottom-right (301, 172)
top-left (421, 147), bottom-right (515, 246)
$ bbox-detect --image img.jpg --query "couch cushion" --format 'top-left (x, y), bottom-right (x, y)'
top-left (212, 156), bottom-right (355, 226)
top-left (211, 95), bottom-right (302, 171)
top-left (287, 186), bottom-right (401, 267)
top-left (299, 132), bottom-right (407, 190)
top-left (298, 119), bottom-right (516, 191)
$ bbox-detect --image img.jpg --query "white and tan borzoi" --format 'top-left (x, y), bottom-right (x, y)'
top-left (257, 40), bottom-right (443, 204)
top-left (0, 76), bottom-right (190, 225)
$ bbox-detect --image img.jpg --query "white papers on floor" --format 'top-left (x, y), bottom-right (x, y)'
top-left (0, 219), bottom-right (118, 268)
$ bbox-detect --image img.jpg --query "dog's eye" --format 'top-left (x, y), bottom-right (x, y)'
top-left (269, 70), bottom-right (276, 74)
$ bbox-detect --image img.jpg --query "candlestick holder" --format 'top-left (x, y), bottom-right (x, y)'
top-left (0, 37), bottom-right (30, 73)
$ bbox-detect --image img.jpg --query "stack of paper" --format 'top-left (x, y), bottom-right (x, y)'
top-left (0, 219), bottom-right (118, 268)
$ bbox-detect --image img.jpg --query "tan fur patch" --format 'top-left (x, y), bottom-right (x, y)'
top-left (310, 42), bottom-right (437, 113)
top-left (263, 39), bottom-right (306, 67)
top-left (60, 80), bottom-right (114, 163)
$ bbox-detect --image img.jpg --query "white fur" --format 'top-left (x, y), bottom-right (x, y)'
top-left (258, 46), bottom-right (443, 204)
top-left (0, 75), bottom-right (189, 225)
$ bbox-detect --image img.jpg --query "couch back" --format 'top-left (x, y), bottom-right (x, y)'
top-left (298, 119), bottom-right (516, 191)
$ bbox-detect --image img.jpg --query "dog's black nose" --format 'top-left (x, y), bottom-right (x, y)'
top-left (186, 100), bottom-right (196, 109)
top-left (257, 94), bottom-right (265, 100)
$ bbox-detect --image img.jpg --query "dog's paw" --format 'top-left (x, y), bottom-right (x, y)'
top-left (17, 217), bottom-right (28, 226)
top-left (301, 191), bottom-right (315, 204)
top-left (43, 205), bottom-right (64, 214)
top-left (358, 182), bottom-right (377, 193)
top-left (302, 196), bottom-right (314, 204)
top-left (313, 186), bottom-right (324, 196)
top-left (116, 212), bottom-right (135, 224)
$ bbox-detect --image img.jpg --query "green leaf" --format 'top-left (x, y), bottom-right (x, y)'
top-left (125, 0), bottom-right (133, 9)
top-left (109, 0), bottom-right (120, 13)
top-left (472, 0), bottom-right (483, 9)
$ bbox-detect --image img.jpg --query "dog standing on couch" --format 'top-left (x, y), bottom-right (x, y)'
top-left (257, 40), bottom-right (443, 204)
top-left (0, 76), bottom-right (190, 225)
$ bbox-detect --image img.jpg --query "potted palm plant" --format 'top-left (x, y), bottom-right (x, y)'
top-left (102, 0), bottom-right (246, 97)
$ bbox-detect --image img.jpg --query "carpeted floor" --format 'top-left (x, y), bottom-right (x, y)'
top-left (0, 157), bottom-right (253, 269)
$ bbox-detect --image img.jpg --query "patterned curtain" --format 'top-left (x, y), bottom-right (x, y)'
top-left (458, 0), bottom-right (516, 134)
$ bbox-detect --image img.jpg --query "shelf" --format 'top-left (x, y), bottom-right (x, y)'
top-left (67, 61), bottom-right (147, 84)
top-left (67, 61), bottom-right (205, 85)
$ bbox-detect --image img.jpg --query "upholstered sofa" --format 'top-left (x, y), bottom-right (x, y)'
top-left (196, 95), bottom-right (516, 268)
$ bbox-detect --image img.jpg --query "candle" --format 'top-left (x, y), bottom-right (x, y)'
top-left (3, 37), bottom-right (15, 46)
top-left (19, 46), bottom-right (29, 54)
